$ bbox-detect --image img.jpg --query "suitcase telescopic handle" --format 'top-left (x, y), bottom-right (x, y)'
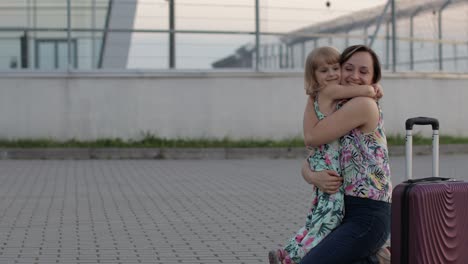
top-left (405, 117), bottom-right (439, 180)
top-left (405, 117), bottom-right (439, 130)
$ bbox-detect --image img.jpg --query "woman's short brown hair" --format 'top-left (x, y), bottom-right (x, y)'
top-left (340, 45), bottom-right (382, 84)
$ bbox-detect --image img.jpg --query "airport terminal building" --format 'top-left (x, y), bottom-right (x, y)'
top-left (0, 0), bottom-right (136, 70)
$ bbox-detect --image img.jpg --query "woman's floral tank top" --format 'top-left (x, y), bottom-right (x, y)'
top-left (339, 101), bottom-right (392, 202)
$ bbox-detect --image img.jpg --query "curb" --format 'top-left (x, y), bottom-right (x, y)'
top-left (0, 144), bottom-right (467, 160)
top-left (0, 147), bottom-right (308, 160)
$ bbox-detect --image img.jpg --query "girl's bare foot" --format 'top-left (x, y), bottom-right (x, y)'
top-left (268, 249), bottom-right (281, 264)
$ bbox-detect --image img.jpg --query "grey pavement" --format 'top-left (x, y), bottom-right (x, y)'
top-left (0, 154), bottom-right (467, 264)
top-left (1, 144), bottom-right (468, 160)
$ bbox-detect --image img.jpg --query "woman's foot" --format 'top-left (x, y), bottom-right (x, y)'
top-left (376, 246), bottom-right (391, 264)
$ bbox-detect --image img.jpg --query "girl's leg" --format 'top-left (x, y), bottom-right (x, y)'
top-left (268, 249), bottom-right (298, 264)
top-left (299, 197), bottom-right (390, 264)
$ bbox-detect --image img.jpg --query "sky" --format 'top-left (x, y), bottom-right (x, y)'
top-left (127, 0), bottom-right (388, 69)
top-left (133, 0), bottom-right (388, 32)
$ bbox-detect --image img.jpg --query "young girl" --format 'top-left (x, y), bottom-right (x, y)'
top-left (268, 46), bottom-right (379, 264)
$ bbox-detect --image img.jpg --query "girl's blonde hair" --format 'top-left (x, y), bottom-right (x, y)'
top-left (304, 46), bottom-right (341, 96)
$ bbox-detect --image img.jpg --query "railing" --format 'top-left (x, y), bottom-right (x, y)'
top-left (0, 0), bottom-right (467, 73)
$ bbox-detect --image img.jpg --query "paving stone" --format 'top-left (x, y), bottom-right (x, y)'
top-left (0, 157), bottom-right (466, 263)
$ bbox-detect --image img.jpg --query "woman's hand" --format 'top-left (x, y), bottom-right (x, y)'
top-left (301, 160), bottom-right (343, 194)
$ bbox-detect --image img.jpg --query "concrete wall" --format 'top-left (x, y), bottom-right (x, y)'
top-left (0, 71), bottom-right (466, 140)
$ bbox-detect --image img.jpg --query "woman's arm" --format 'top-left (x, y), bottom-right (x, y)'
top-left (302, 96), bottom-right (344, 193)
top-left (301, 159), bottom-right (343, 194)
top-left (304, 96), bottom-right (379, 147)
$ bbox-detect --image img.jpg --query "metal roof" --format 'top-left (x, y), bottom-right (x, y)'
top-left (212, 0), bottom-right (466, 68)
top-left (281, 0), bottom-right (464, 45)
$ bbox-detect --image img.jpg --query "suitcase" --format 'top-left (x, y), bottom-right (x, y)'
top-left (391, 117), bottom-right (468, 264)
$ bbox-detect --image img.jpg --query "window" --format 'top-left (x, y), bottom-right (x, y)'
top-left (35, 39), bottom-right (77, 69)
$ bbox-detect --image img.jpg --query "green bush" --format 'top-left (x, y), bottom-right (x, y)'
top-left (0, 134), bottom-right (466, 148)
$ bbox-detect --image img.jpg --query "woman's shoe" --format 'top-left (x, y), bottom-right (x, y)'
top-left (376, 246), bottom-right (391, 264)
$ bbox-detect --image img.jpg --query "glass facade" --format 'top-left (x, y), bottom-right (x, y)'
top-left (0, 0), bottom-right (467, 72)
top-left (0, 0), bottom-right (113, 70)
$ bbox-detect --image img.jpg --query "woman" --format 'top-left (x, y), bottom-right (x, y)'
top-left (269, 46), bottom-right (379, 264)
top-left (300, 45), bottom-right (392, 264)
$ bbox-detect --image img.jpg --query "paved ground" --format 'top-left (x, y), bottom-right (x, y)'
top-left (0, 154), bottom-right (467, 264)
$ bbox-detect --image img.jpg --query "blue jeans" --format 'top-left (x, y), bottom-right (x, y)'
top-left (299, 196), bottom-right (391, 264)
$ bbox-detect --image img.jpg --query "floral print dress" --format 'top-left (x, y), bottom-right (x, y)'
top-left (283, 97), bottom-right (345, 263)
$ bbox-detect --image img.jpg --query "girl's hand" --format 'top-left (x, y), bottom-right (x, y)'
top-left (372, 83), bottom-right (384, 100)
top-left (301, 160), bottom-right (343, 194)
top-left (364, 85), bottom-right (377, 98)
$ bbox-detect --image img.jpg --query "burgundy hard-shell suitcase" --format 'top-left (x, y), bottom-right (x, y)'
top-left (391, 117), bottom-right (468, 264)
